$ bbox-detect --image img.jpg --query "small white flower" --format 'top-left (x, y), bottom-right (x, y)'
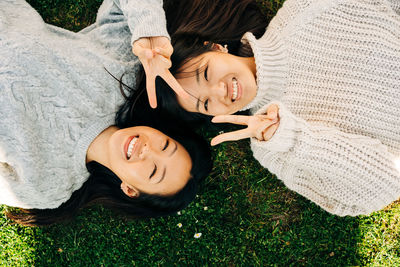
top-left (196, 194), bottom-right (199, 198)
top-left (194, 233), bottom-right (202, 238)
top-left (177, 211), bottom-right (181, 215)
top-left (204, 206), bottom-right (208, 211)
top-left (219, 131), bottom-right (224, 134)
top-left (177, 223), bottom-right (182, 228)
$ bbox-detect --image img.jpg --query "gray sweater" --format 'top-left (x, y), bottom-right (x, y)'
top-left (0, 0), bottom-right (169, 209)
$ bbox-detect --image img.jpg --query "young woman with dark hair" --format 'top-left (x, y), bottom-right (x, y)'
top-left (151, 0), bottom-right (269, 123)
top-left (1, 0), bottom-right (211, 226)
top-left (154, 0), bottom-right (400, 216)
top-left (6, 123), bottom-right (211, 226)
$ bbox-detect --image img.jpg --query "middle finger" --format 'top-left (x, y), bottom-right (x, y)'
top-left (211, 115), bottom-right (250, 126)
top-left (160, 71), bottom-right (189, 99)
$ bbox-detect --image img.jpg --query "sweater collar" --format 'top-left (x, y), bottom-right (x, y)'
top-left (239, 32), bottom-right (287, 112)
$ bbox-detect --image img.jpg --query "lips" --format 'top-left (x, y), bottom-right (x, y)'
top-left (124, 135), bottom-right (140, 160)
top-left (229, 77), bottom-right (241, 102)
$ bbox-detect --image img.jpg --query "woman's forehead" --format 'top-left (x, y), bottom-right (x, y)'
top-left (177, 56), bottom-right (208, 79)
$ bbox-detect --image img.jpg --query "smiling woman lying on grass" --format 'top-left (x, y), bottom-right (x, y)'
top-left (0, 0), bottom-right (211, 226)
top-left (154, 0), bottom-right (400, 216)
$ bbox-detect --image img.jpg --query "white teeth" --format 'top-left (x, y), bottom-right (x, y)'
top-left (232, 78), bottom-right (238, 101)
top-left (127, 137), bottom-right (138, 159)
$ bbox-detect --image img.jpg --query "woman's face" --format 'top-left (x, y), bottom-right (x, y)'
top-left (176, 51), bottom-right (257, 116)
top-left (108, 126), bottom-right (192, 196)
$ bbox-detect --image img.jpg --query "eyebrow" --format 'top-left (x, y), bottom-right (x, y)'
top-left (156, 167), bottom-right (166, 184)
top-left (155, 142), bottom-right (178, 184)
top-left (195, 68), bottom-right (200, 84)
top-left (195, 69), bottom-right (201, 112)
top-left (169, 142), bottom-right (178, 157)
top-left (195, 98), bottom-right (201, 112)
top-left (193, 61), bottom-right (208, 112)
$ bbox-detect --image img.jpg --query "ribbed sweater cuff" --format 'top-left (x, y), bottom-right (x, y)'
top-left (129, 9), bottom-right (170, 45)
top-left (130, 24), bottom-right (170, 45)
top-left (251, 101), bottom-right (300, 152)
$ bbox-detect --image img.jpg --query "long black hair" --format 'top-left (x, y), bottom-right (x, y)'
top-left (6, 72), bottom-right (212, 227)
top-left (152, 0), bottom-right (269, 124)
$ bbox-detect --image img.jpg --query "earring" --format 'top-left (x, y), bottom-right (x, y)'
top-left (222, 44), bottom-right (229, 53)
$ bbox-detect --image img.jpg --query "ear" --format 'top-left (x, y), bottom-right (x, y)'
top-left (204, 42), bottom-right (228, 53)
top-left (120, 182), bottom-right (140, 198)
top-left (212, 43), bottom-right (228, 53)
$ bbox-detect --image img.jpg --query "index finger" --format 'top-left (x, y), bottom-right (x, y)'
top-left (159, 71), bottom-right (190, 99)
top-left (146, 74), bottom-right (157, 108)
top-left (211, 115), bottom-right (250, 126)
top-left (140, 60), bottom-right (157, 108)
top-left (211, 128), bottom-right (252, 146)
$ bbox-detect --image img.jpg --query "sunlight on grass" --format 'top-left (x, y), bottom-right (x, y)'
top-left (357, 204), bottom-right (400, 266)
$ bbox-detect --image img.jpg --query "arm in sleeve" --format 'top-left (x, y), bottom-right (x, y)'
top-left (251, 102), bottom-right (400, 216)
top-left (114, 0), bottom-right (170, 44)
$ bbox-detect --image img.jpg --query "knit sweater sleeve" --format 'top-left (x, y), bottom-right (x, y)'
top-left (113, 0), bottom-right (170, 44)
top-left (259, 0), bottom-right (321, 37)
top-left (250, 102), bottom-right (400, 216)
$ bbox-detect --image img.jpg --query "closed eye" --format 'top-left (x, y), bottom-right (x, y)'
top-left (204, 65), bottom-right (209, 81)
top-left (149, 164), bottom-right (157, 179)
top-left (204, 99), bottom-right (209, 111)
top-left (162, 139), bottom-right (169, 151)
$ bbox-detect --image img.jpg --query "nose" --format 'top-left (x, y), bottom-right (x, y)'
top-left (210, 81), bottom-right (227, 100)
top-left (139, 142), bottom-right (163, 160)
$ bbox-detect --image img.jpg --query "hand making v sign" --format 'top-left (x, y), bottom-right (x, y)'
top-left (211, 104), bottom-right (280, 146)
top-left (132, 36), bottom-right (189, 108)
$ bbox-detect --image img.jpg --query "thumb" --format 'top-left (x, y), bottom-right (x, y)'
top-left (266, 104), bottom-right (279, 119)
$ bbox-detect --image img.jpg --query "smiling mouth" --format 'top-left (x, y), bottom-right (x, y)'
top-left (126, 136), bottom-right (139, 160)
top-left (232, 77), bottom-right (239, 102)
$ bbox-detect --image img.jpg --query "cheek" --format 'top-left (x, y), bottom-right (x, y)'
top-left (177, 93), bottom-right (197, 112)
top-left (114, 161), bottom-right (152, 184)
top-left (210, 100), bottom-right (234, 114)
top-left (213, 106), bottom-right (230, 116)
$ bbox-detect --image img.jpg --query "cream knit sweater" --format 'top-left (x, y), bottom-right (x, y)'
top-left (242, 0), bottom-right (400, 216)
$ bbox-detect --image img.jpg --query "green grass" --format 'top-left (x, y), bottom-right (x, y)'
top-left (1, 0), bottom-right (400, 266)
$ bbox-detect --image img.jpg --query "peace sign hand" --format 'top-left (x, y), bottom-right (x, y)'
top-left (210, 104), bottom-right (280, 146)
top-left (132, 36), bottom-right (189, 108)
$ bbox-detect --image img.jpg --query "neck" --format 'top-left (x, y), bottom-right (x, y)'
top-left (86, 126), bottom-right (118, 168)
